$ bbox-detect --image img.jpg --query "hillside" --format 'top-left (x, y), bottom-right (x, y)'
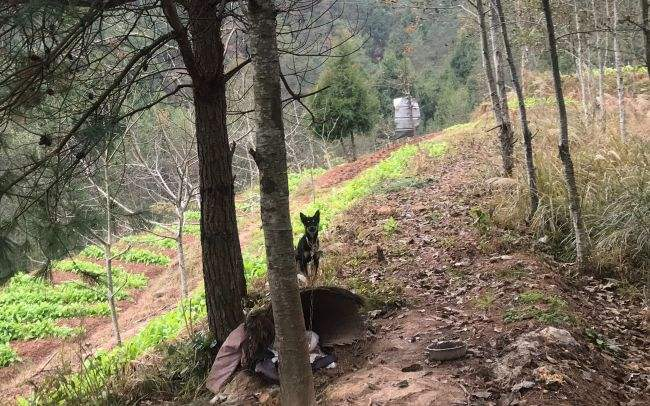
top-left (2, 63), bottom-right (649, 403)
top-left (4, 93), bottom-right (646, 403)
top-left (1, 0), bottom-right (649, 404)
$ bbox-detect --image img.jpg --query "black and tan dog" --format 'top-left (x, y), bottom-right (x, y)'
top-left (295, 210), bottom-right (320, 283)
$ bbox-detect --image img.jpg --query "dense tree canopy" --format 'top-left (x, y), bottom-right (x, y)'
top-left (310, 42), bottom-right (379, 142)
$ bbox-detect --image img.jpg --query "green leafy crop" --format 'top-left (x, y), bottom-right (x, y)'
top-left (122, 234), bottom-right (177, 249)
top-left (80, 245), bottom-right (104, 259)
top-left (53, 260), bottom-right (147, 289)
top-left (0, 343), bottom-right (19, 367)
top-left (118, 249), bottom-right (171, 266)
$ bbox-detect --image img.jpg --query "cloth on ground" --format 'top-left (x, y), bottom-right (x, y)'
top-left (205, 323), bottom-right (247, 394)
top-left (206, 327), bottom-right (336, 394)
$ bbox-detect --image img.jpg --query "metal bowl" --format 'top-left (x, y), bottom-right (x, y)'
top-left (426, 340), bottom-right (467, 361)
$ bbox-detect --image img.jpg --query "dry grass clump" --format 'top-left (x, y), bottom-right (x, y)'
top-left (491, 104), bottom-right (649, 281)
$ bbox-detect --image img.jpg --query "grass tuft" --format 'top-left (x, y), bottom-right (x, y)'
top-left (504, 290), bottom-right (573, 325)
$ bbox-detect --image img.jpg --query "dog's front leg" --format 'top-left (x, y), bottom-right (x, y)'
top-left (297, 258), bottom-right (309, 285)
top-left (311, 252), bottom-right (320, 282)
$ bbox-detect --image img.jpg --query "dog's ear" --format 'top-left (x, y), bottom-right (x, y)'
top-left (300, 212), bottom-right (307, 224)
top-left (314, 210), bottom-right (320, 222)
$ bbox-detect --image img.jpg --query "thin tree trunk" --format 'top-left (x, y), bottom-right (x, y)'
top-left (541, 0), bottom-right (591, 270)
top-left (350, 133), bottom-right (357, 161)
top-left (643, 0), bottom-right (650, 78)
top-left (593, 0), bottom-right (606, 124)
top-left (493, 0), bottom-right (539, 216)
top-left (477, 0), bottom-right (513, 177)
top-left (104, 243), bottom-right (121, 346)
top-left (574, 4), bottom-right (589, 120)
top-left (103, 154), bottom-right (121, 346)
top-left (515, 0), bottom-right (528, 90)
top-left (489, 1), bottom-right (515, 176)
top-left (247, 1), bottom-right (316, 404)
top-left (611, 0), bottom-right (627, 139)
top-left (163, 0), bottom-right (247, 343)
top-left (177, 211), bottom-right (188, 299)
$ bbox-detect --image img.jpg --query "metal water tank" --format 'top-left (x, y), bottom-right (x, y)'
top-left (393, 96), bottom-right (420, 138)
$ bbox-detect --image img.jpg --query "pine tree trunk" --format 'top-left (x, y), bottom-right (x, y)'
top-left (493, 0), bottom-right (539, 216)
top-left (642, 0), bottom-right (650, 79)
top-left (541, 0), bottom-right (590, 270)
top-left (247, 1), bottom-right (316, 404)
top-left (489, 1), bottom-right (515, 176)
top-left (193, 81), bottom-right (246, 343)
top-left (611, 0), bottom-right (627, 139)
top-left (350, 133), bottom-right (357, 161)
top-left (164, 0), bottom-right (247, 343)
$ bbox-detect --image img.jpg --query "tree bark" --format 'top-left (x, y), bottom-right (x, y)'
top-left (247, 1), bottom-right (316, 405)
top-left (163, 0), bottom-right (247, 343)
top-left (611, 0), bottom-right (627, 139)
top-left (350, 133), bottom-right (357, 161)
top-left (488, 0), bottom-right (515, 176)
top-left (642, 0), bottom-right (650, 79)
top-left (493, 0), bottom-right (539, 216)
top-left (541, 0), bottom-right (591, 270)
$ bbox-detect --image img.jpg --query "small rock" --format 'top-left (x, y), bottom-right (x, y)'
top-left (401, 363), bottom-right (423, 372)
top-left (472, 390), bottom-right (491, 399)
top-left (538, 327), bottom-right (578, 347)
top-left (511, 380), bottom-right (535, 392)
top-left (396, 380), bottom-right (409, 388)
top-left (493, 336), bottom-right (539, 383)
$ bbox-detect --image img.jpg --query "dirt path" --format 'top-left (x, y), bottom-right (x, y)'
top-left (312, 140), bottom-right (648, 405)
